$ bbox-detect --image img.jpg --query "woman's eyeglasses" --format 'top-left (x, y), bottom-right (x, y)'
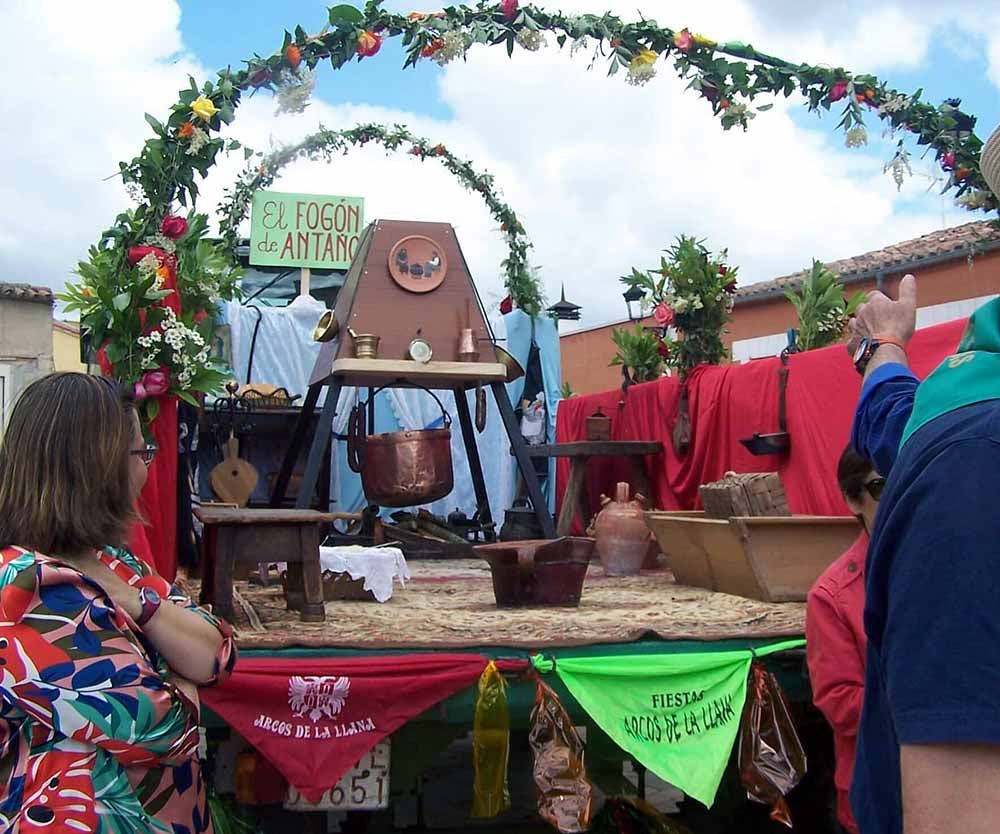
top-left (863, 477), bottom-right (886, 502)
top-left (130, 444), bottom-right (159, 466)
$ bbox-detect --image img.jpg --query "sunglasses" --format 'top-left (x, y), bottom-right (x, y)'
top-left (863, 477), bottom-right (886, 502)
top-left (130, 443), bottom-right (159, 466)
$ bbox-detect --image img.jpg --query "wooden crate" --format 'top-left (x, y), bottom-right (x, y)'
top-left (699, 472), bottom-right (790, 519)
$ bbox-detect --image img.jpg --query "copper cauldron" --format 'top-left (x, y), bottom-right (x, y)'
top-left (347, 385), bottom-right (454, 507)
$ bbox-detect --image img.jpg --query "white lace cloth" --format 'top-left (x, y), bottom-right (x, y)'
top-left (317, 545), bottom-right (410, 603)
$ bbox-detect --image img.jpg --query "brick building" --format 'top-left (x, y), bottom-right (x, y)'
top-left (560, 221), bottom-right (1000, 395)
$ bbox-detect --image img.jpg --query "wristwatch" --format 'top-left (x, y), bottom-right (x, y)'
top-left (135, 587), bottom-right (163, 627)
top-left (853, 335), bottom-right (906, 375)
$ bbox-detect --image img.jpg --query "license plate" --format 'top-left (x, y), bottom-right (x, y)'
top-left (284, 741), bottom-right (390, 811)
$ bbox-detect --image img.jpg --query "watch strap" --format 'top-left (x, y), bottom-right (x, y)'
top-left (135, 587), bottom-right (162, 627)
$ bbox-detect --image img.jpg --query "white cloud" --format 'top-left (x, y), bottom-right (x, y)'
top-left (0, 0), bottom-right (991, 334)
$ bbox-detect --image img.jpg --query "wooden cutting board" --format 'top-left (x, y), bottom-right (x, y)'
top-left (210, 433), bottom-right (259, 507)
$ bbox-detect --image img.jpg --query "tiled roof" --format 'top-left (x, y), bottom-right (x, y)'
top-left (735, 220), bottom-right (1000, 302)
top-left (0, 282), bottom-right (54, 305)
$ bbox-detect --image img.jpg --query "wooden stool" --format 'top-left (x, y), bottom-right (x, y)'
top-left (525, 441), bottom-right (663, 536)
top-left (195, 507), bottom-right (333, 624)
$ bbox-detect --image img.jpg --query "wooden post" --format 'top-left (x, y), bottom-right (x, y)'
top-left (300, 266), bottom-right (311, 297)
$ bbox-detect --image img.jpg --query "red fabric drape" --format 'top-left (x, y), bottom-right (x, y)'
top-left (202, 654), bottom-right (515, 803)
top-left (130, 395), bottom-right (178, 581)
top-left (556, 318), bottom-right (966, 524)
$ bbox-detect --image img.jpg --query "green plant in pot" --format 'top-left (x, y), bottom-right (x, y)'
top-left (609, 324), bottom-right (665, 386)
top-left (785, 260), bottom-right (865, 351)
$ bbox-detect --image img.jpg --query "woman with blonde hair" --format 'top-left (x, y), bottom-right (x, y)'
top-left (0, 372), bottom-right (236, 833)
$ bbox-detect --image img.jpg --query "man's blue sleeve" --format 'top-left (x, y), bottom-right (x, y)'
top-left (850, 363), bottom-right (918, 476)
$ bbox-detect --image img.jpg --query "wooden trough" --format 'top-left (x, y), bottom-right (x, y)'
top-left (645, 512), bottom-right (860, 602)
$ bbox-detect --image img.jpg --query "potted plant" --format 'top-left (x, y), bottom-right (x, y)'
top-left (785, 260), bottom-right (865, 351)
top-left (609, 324), bottom-right (665, 387)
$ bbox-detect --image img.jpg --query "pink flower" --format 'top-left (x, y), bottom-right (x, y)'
top-left (828, 80), bottom-right (849, 103)
top-left (653, 303), bottom-right (675, 326)
top-left (193, 309), bottom-right (209, 325)
top-left (160, 215), bottom-right (189, 240)
top-left (500, 0), bottom-right (518, 19)
top-left (135, 368), bottom-right (171, 401)
top-left (673, 29), bottom-right (693, 52)
top-left (941, 151), bottom-right (956, 170)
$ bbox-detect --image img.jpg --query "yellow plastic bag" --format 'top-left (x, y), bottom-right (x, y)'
top-left (471, 660), bottom-right (511, 818)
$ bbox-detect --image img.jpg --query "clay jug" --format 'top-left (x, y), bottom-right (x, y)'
top-left (587, 482), bottom-right (654, 576)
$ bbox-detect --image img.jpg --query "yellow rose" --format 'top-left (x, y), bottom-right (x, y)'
top-left (191, 95), bottom-right (219, 123)
top-left (631, 49), bottom-right (658, 67)
top-left (692, 34), bottom-right (717, 48)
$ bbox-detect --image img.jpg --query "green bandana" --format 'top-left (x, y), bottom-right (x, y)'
top-left (900, 297), bottom-right (1000, 449)
top-left (532, 640), bottom-right (803, 808)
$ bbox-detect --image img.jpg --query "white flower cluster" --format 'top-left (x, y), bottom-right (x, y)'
top-left (845, 126), bottom-right (868, 148)
top-left (516, 29), bottom-right (546, 52)
top-left (626, 62), bottom-right (656, 86)
top-left (878, 94), bottom-right (910, 115)
top-left (137, 328), bottom-right (163, 369)
top-left (145, 232), bottom-right (177, 255)
top-left (957, 189), bottom-right (992, 211)
top-left (433, 31), bottom-right (468, 66)
top-left (159, 308), bottom-right (210, 386)
top-left (186, 126), bottom-right (210, 156)
top-left (275, 68), bottom-right (316, 115)
top-left (885, 151), bottom-right (912, 191)
top-left (137, 252), bottom-right (160, 277)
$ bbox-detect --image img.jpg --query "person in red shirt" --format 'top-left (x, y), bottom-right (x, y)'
top-left (806, 446), bottom-right (883, 834)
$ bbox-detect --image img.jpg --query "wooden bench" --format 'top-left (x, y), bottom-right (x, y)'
top-left (195, 507), bottom-right (335, 624)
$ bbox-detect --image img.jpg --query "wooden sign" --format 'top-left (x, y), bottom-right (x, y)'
top-left (250, 190), bottom-right (365, 270)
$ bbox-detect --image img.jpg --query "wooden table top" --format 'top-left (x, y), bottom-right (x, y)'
top-left (194, 507), bottom-right (337, 526)
top-left (526, 441), bottom-right (663, 458)
top-left (324, 358), bottom-right (508, 390)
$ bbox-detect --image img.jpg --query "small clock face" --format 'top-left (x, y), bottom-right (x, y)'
top-left (388, 235), bottom-right (447, 293)
top-left (408, 338), bottom-right (433, 363)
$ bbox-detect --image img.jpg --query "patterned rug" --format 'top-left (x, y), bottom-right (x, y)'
top-left (183, 561), bottom-right (805, 651)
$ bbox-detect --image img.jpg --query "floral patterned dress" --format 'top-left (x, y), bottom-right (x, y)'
top-left (0, 545), bottom-right (237, 834)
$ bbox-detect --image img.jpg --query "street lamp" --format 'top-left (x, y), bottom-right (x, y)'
top-left (623, 285), bottom-right (645, 323)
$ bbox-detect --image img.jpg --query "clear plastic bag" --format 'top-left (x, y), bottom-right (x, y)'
top-left (529, 677), bottom-right (594, 833)
top-left (471, 660), bottom-right (511, 818)
top-left (738, 661), bottom-right (807, 827)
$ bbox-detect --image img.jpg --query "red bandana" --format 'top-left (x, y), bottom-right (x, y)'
top-left (203, 654), bottom-right (497, 802)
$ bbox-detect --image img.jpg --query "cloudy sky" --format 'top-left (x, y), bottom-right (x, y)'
top-left (3, 0), bottom-right (999, 330)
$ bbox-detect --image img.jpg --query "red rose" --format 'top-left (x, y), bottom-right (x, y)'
top-left (499, 295), bottom-right (513, 315)
top-left (501, 0), bottom-right (518, 19)
top-left (718, 264), bottom-right (728, 276)
top-left (249, 67), bottom-right (272, 88)
top-left (942, 151), bottom-right (956, 170)
top-left (96, 341), bottom-right (113, 376)
top-left (653, 303), bottom-right (674, 327)
top-left (725, 279), bottom-right (738, 294)
top-left (657, 339), bottom-right (671, 359)
top-left (421, 39), bottom-right (444, 58)
top-left (138, 308), bottom-right (148, 330)
top-left (127, 245), bottom-right (164, 266)
top-left (160, 215), bottom-right (188, 240)
top-left (828, 79), bottom-right (849, 103)
top-left (135, 369), bottom-right (171, 401)
top-left (193, 309), bottom-right (209, 325)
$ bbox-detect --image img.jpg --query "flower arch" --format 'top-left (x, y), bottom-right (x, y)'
top-left (217, 122), bottom-right (539, 313)
top-left (64, 0), bottom-right (991, 405)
